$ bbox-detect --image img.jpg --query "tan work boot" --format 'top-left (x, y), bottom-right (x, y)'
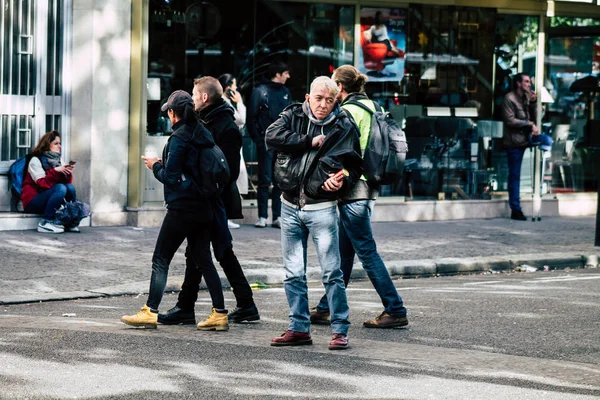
top-left (121, 305), bottom-right (158, 329)
top-left (197, 308), bottom-right (229, 331)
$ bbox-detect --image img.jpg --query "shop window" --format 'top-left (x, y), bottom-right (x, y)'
top-left (364, 5), bottom-right (495, 200)
top-left (545, 17), bottom-right (600, 193)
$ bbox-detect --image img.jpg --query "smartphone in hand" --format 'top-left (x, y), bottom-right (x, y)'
top-left (69, 160), bottom-right (76, 165)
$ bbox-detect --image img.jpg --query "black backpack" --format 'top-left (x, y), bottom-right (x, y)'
top-left (185, 142), bottom-right (230, 198)
top-left (346, 100), bottom-right (408, 186)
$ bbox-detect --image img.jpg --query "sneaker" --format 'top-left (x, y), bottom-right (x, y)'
top-left (227, 220), bottom-right (240, 229)
top-left (64, 226), bottom-right (80, 233)
top-left (510, 210), bottom-right (527, 221)
top-left (254, 217), bottom-right (267, 228)
top-left (271, 217), bottom-right (282, 229)
top-left (158, 306), bottom-right (196, 325)
top-left (328, 333), bottom-right (349, 350)
top-left (310, 307), bottom-right (331, 325)
top-left (271, 330), bottom-right (312, 347)
top-left (197, 308), bottom-right (229, 331)
top-left (37, 220), bottom-right (64, 234)
top-left (229, 305), bottom-right (260, 323)
top-left (363, 312), bottom-right (408, 329)
top-left (121, 305), bottom-right (157, 328)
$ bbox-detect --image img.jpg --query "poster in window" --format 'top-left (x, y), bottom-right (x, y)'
top-left (359, 8), bottom-right (406, 83)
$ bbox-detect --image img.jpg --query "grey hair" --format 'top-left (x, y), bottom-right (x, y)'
top-left (310, 76), bottom-right (339, 97)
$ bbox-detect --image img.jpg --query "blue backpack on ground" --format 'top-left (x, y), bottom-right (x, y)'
top-left (346, 100), bottom-right (408, 186)
top-left (8, 154), bottom-right (33, 212)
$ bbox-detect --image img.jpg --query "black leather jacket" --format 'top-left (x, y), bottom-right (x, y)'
top-left (265, 103), bottom-right (363, 206)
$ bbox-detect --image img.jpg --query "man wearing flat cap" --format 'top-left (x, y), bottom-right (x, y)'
top-left (121, 89), bottom-right (228, 330)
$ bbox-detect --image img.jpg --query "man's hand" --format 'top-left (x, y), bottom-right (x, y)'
top-left (531, 123), bottom-right (540, 136)
top-left (322, 173), bottom-right (343, 192)
top-left (141, 156), bottom-right (160, 170)
top-left (526, 90), bottom-right (537, 103)
top-left (312, 134), bottom-right (326, 149)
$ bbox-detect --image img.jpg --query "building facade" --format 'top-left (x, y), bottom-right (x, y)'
top-left (1, 0), bottom-right (599, 229)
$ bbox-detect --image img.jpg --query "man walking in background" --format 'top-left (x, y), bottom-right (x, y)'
top-left (310, 65), bottom-right (409, 329)
top-left (247, 61), bottom-right (291, 229)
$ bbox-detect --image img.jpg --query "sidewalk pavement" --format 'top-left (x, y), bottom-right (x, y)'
top-left (1, 216), bottom-right (598, 305)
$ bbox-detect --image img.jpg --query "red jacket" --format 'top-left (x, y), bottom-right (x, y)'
top-left (21, 162), bottom-right (72, 209)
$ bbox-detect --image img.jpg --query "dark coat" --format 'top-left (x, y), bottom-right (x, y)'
top-left (197, 99), bottom-right (243, 219)
top-left (152, 120), bottom-right (213, 221)
top-left (265, 103), bottom-right (363, 205)
top-left (247, 81), bottom-right (292, 142)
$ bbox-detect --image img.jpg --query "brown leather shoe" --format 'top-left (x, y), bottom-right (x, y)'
top-left (328, 333), bottom-right (349, 350)
top-left (363, 312), bottom-right (408, 329)
top-left (271, 330), bottom-right (313, 347)
top-left (309, 307), bottom-right (330, 325)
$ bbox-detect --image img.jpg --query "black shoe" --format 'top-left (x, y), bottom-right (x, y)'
top-left (157, 306), bottom-right (196, 325)
top-left (511, 210), bottom-right (527, 221)
top-left (229, 305), bottom-right (260, 323)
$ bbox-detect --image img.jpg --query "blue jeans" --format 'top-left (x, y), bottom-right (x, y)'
top-left (280, 202), bottom-right (350, 335)
top-left (256, 141), bottom-right (281, 220)
top-left (316, 200), bottom-right (407, 318)
top-left (506, 147), bottom-right (526, 212)
top-left (24, 183), bottom-right (76, 221)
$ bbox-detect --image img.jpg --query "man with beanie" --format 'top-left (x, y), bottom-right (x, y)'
top-left (157, 78), bottom-right (260, 327)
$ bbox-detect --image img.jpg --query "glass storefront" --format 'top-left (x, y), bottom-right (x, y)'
top-left (144, 0), bottom-right (600, 202)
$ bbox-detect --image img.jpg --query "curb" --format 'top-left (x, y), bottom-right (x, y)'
top-left (1, 253), bottom-right (598, 305)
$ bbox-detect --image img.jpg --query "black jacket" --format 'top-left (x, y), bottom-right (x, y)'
top-left (197, 99), bottom-right (241, 182)
top-left (152, 120), bottom-right (213, 220)
top-left (247, 81), bottom-right (292, 142)
top-left (265, 103), bottom-right (363, 205)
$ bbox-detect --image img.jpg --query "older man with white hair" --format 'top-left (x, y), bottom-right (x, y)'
top-left (265, 76), bottom-right (363, 350)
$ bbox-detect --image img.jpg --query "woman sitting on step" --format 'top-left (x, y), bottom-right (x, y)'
top-left (21, 130), bottom-right (79, 234)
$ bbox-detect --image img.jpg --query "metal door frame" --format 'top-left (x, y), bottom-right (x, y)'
top-left (0, 0), bottom-right (72, 173)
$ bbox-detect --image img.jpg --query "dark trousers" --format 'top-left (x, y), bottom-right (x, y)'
top-left (256, 141), bottom-right (281, 220)
top-left (506, 147), bottom-right (526, 212)
top-left (24, 183), bottom-right (76, 221)
top-left (177, 199), bottom-right (254, 310)
top-left (146, 210), bottom-right (224, 311)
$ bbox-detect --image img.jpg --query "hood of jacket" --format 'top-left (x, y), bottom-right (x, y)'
top-left (197, 98), bottom-right (236, 126)
top-left (341, 92), bottom-right (369, 106)
top-left (171, 120), bottom-right (216, 148)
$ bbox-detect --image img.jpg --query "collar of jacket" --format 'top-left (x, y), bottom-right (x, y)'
top-left (197, 98), bottom-right (235, 125)
top-left (341, 92), bottom-right (369, 105)
top-left (288, 103), bottom-right (348, 128)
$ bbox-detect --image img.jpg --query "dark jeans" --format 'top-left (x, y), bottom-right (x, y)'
top-left (177, 199), bottom-right (254, 310)
top-left (24, 183), bottom-right (76, 221)
top-left (316, 200), bottom-right (407, 318)
top-left (256, 140), bottom-right (281, 220)
top-left (146, 210), bottom-right (224, 311)
top-left (506, 147), bottom-right (527, 212)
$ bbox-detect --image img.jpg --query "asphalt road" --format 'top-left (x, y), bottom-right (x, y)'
top-left (1, 268), bottom-right (599, 399)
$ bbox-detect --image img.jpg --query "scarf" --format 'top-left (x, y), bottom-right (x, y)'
top-left (41, 151), bottom-right (62, 170)
top-left (302, 101), bottom-right (339, 126)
